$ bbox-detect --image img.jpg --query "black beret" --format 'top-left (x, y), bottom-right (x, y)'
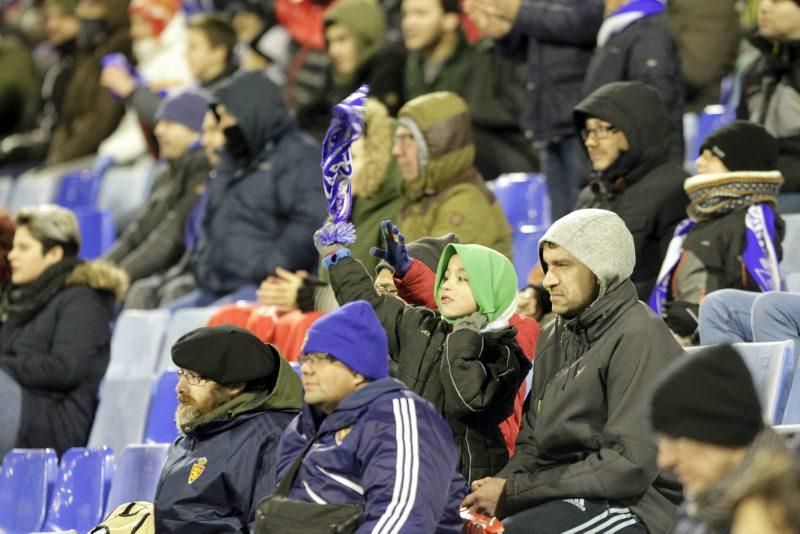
top-left (171, 325), bottom-right (279, 385)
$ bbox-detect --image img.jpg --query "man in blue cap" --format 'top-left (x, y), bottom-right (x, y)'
top-left (276, 300), bottom-right (466, 532)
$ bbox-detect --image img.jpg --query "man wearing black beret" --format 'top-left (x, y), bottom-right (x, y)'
top-left (153, 325), bottom-right (303, 533)
top-left (650, 344), bottom-right (788, 534)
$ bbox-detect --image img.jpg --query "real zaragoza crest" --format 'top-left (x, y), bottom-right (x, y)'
top-left (188, 457), bottom-right (208, 484)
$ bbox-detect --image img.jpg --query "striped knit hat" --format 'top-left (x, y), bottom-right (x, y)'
top-left (684, 171), bottom-right (784, 221)
top-left (397, 91), bottom-right (475, 201)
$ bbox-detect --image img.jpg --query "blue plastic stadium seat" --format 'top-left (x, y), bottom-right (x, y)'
top-left (512, 225), bottom-right (547, 290)
top-left (7, 174), bottom-right (59, 213)
top-left (0, 175), bottom-right (13, 207)
top-left (782, 349), bottom-right (800, 425)
top-left (55, 169), bottom-right (102, 210)
top-left (74, 207), bottom-right (116, 260)
top-left (778, 193), bottom-right (800, 215)
top-left (782, 214), bottom-right (800, 278)
top-left (0, 448), bottom-right (58, 533)
top-left (143, 370), bottom-right (180, 445)
top-left (88, 376), bottom-right (154, 454)
top-left (489, 173), bottom-right (551, 231)
top-left (691, 104), bottom-right (736, 159)
top-left (104, 444), bottom-right (169, 515)
top-left (156, 307), bottom-right (222, 372)
top-left (687, 341), bottom-right (795, 425)
top-left (98, 156), bottom-right (157, 232)
top-left (42, 447), bottom-right (115, 532)
top-left (107, 309), bottom-right (171, 378)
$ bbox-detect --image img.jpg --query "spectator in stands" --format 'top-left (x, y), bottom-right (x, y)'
top-left (47, 0), bottom-right (131, 164)
top-left (276, 301), bottom-right (466, 531)
top-left (0, 211), bottom-right (14, 293)
top-left (0, 0), bottom-right (79, 168)
top-left (154, 325), bottom-right (302, 532)
top-left (238, 23), bottom-right (291, 84)
top-left (574, 81), bottom-right (688, 299)
top-left (650, 343), bottom-right (789, 533)
top-left (0, 23), bottom-right (38, 139)
top-left (462, 209), bottom-right (682, 534)
top-left (516, 283), bottom-right (552, 324)
top-left (392, 91), bottom-right (512, 258)
top-left (739, 0), bottom-right (800, 192)
top-left (175, 70), bottom-right (326, 308)
top-left (103, 88), bottom-right (211, 284)
top-left (729, 451), bottom-right (800, 534)
top-left (185, 13), bottom-right (238, 91)
top-left (257, 98), bottom-right (405, 313)
top-left (0, 205), bottom-right (128, 456)
top-left (97, 0), bottom-right (192, 167)
top-left (698, 289), bottom-right (800, 346)
top-left (401, 0), bottom-right (538, 179)
top-left (666, 0), bottom-right (740, 113)
top-left (650, 121), bottom-right (785, 343)
top-left (320, 223), bottom-right (530, 481)
top-left (464, 0), bottom-right (603, 221)
top-left (583, 0), bottom-right (685, 162)
top-left (225, 0), bottom-right (274, 44)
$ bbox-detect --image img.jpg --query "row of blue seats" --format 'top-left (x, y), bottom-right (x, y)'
top-left (0, 444), bottom-right (169, 533)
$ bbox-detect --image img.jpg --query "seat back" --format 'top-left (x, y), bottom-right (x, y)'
top-left (0, 448), bottom-right (58, 532)
top-left (104, 444), bottom-right (169, 515)
top-left (108, 309), bottom-right (171, 378)
top-left (74, 208), bottom-right (116, 260)
top-left (489, 173), bottom-right (551, 230)
top-left (511, 225), bottom-right (547, 289)
top-left (88, 375), bottom-right (154, 453)
top-left (42, 447), bottom-right (115, 532)
top-left (0, 175), bottom-right (13, 206)
top-left (782, 214), bottom-right (800, 278)
top-left (98, 157), bottom-right (157, 232)
top-left (55, 169), bottom-right (101, 210)
top-left (7, 174), bottom-right (58, 213)
top-left (734, 341), bottom-right (795, 425)
top-left (782, 344), bottom-right (800, 425)
top-left (156, 307), bottom-right (222, 372)
top-left (692, 104), bottom-right (736, 158)
top-left (143, 370), bottom-right (180, 444)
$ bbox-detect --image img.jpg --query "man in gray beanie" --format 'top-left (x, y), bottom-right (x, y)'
top-left (463, 209), bottom-right (683, 533)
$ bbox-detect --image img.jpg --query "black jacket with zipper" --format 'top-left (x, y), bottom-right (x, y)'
top-left (328, 255), bottom-right (530, 483)
top-left (497, 280), bottom-right (683, 533)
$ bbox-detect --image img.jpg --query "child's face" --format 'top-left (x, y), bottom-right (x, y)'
top-left (438, 254), bottom-right (478, 319)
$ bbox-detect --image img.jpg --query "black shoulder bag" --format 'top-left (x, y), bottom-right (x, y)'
top-left (254, 435), bottom-right (364, 533)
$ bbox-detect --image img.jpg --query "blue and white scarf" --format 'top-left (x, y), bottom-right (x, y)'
top-left (314, 84), bottom-right (369, 247)
top-left (597, 0), bottom-right (666, 47)
top-left (648, 203), bottom-right (782, 314)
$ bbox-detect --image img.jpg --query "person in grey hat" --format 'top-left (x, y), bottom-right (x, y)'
top-left (462, 208), bottom-right (684, 533)
top-left (153, 325), bottom-right (303, 533)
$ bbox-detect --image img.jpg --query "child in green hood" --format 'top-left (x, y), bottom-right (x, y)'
top-left (319, 222), bottom-right (530, 483)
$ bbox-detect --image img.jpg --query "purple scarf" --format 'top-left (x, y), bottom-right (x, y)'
top-left (597, 0), bottom-right (666, 47)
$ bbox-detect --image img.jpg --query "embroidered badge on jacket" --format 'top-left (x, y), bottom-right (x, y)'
top-left (188, 457), bottom-right (208, 484)
top-left (335, 427), bottom-right (352, 446)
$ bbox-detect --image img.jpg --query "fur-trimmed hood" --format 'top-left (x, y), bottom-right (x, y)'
top-left (66, 260), bottom-right (129, 301)
top-left (352, 98), bottom-right (395, 199)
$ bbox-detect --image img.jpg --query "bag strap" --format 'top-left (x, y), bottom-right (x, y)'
top-left (272, 433), bottom-right (317, 497)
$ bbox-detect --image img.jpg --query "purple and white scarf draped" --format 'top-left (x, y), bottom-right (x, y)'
top-left (648, 204), bottom-right (783, 314)
top-left (314, 84), bottom-right (369, 247)
top-left (597, 0), bottom-right (666, 47)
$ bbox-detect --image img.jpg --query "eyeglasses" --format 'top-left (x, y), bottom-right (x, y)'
top-left (580, 125), bottom-right (618, 141)
top-left (299, 353), bottom-right (335, 366)
top-left (177, 369), bottom-right (208, 386)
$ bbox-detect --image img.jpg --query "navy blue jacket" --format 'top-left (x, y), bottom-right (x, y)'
top-left (277, 378), bottom-right (467, 534)
top-left (154, 358), bottom-right (303, 533)
top-left (496, 0), bottom-right (604, 144)
top-left (191, 71), bottom-right (327, 294)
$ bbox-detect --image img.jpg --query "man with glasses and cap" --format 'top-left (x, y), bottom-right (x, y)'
top-left (153, 325), bottom-right (303, 533)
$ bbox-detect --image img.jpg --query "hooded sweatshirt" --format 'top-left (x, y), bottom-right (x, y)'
top-left (574, 81), bottom-right (688, 299)
top-left (191, 71), bottom-right (327, 295)
top-left (497, 209), bottom-right (683, 534)
top-left (327, 247), bottom-right (530, 482)
top-left (395, 92), bottom-right (512, 259)
top-left (154, 356), bottom-right (303, 533)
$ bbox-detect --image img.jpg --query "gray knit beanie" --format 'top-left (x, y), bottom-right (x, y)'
top-left (539, 209), bottom-right (635, 297)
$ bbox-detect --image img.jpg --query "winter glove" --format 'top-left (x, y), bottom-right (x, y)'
top-left (369, 220), bottom-right (412, 277)
top-left (663, 301), bottom-right (700, 337)
top-left (453, 311), bottom-right (488, 332)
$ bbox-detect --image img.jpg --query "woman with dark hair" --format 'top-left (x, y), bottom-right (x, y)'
top-left (0, 204), bottom-right (128, 455)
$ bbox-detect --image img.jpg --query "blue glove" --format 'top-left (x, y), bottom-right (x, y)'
top-left (91, 155), bottom-right (116, 177)
top-left (370, 220), bottom-right (412, 277)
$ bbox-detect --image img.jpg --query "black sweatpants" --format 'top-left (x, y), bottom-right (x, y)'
top-left (503, 499), bottom-right (648, 534)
